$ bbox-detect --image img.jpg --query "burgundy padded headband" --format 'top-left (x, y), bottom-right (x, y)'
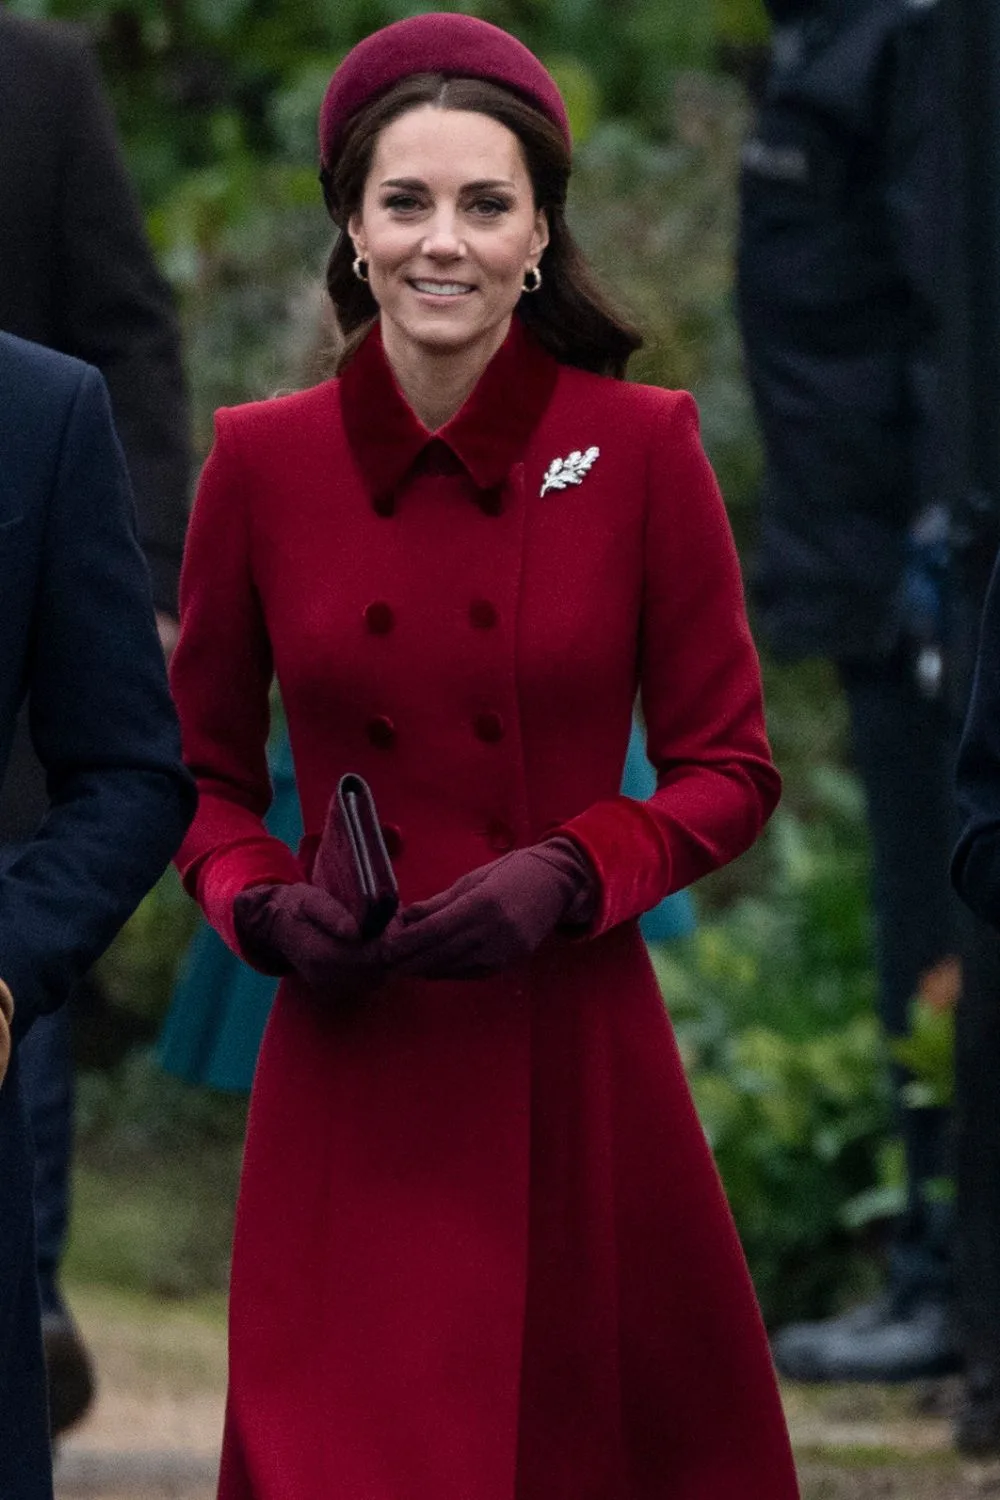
top-left (318, 12), bottom-right (571, 170)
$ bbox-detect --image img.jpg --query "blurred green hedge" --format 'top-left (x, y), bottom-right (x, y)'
top-left (13, 0), bottom-right (770, 211)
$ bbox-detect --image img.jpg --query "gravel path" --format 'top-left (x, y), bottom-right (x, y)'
top-left (53, 1288), bottom-right (224, 1499)
top-left (50, 1286), bottom-right (1000, 1499)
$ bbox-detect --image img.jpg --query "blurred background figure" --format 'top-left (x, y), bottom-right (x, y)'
top-left (0, 331), bottom-right (194, 1500)
top-left (736, 0), bottom-right (954, 1382)
top-left (939, 0), bottom-right (1000, 1455)
top-left (0, 8), bottom-right (191, 1438)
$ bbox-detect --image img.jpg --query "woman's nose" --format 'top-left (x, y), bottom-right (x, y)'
top-left (421, 208), bottom-right (466, 258)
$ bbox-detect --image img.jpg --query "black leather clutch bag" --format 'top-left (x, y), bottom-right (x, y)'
top-left (313, 773), bottom-right (399, 941)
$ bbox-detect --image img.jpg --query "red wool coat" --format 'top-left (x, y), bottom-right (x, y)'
top-left (171, 318), bottom-right (799, 1500)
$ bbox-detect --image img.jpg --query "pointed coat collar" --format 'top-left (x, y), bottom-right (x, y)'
top-left (339, 316), bottom-right (560, 508)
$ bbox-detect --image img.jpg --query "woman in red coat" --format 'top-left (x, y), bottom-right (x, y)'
top-left (170, 14), bottom-right (799, 1498)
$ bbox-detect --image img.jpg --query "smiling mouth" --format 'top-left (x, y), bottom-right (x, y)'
top-left (410, 280), bottom-right (475, 297)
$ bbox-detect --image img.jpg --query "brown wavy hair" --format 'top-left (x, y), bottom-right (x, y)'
top-left (320, 74), bottom-right (642, 378)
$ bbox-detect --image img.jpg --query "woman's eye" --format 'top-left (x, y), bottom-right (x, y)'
top-left (384, 193), bottom-right (421, 212)
top-left (469, 198), bottom-right (510, 217)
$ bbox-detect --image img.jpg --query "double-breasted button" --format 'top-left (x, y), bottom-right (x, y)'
top-left (474, 711), bottom-right (504, 744)
top-left (381, 823), bottom-right (404, 859)
top-left (372, 493), bottom-right (396, 518)
top-left (486, 820), bottom-right (515, 852)
top-left (367, 715), bottom-right (397, 749)
top-left (364, 601), bottom-right (394, 634)
top-left (469, 599), bottom-right (498, 630)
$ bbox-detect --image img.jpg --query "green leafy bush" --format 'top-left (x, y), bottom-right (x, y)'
top-left (656, 766), bottom-right (897, 1325)
top-left (12, 0), bottom-right (771, 186)
top-left (891, 996), bottom-right (956, 1112)
top-left (72, 1052), bottom-right (247, 1296)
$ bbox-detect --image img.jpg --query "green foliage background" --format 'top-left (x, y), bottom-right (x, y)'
top-left (9, 0), bottom-right (920, 1325)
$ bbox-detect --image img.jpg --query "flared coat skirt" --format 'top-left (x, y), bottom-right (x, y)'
top-left (217, 921), bottom-right (798, 1500)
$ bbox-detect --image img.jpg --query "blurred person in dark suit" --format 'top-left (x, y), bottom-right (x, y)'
top-left (0, 7), bottom-right (191, 1433)
top-left (954, 561), bottom-right (1000, 922)
top-left (0, 330), bottom-right (193, 1500)
top-left (736, 0), bottom-right (955, 1381)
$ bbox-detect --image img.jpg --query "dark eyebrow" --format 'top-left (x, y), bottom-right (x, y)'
top-left (378, 177), bottom-right (517, 192)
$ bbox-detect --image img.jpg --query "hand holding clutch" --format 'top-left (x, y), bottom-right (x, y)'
top-left (233, 774), bottom-right (400, 999)
top-left (313, 774), bottom-right (399, 941)
top-left (233, 882), bottom-right (387, 999)
top-left (383, 838), bottom-right (596, 980)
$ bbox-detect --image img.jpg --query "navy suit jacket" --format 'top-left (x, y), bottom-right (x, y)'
top-left (0, 331), bottom-right (194, 1500)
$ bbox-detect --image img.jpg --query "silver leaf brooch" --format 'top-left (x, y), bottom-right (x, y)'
top-left (539, 446), bottom-right (600, 497)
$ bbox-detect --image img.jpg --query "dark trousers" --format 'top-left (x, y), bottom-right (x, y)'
top-left (18, 1006), bottom-right (73, 1314)
top-left (0, 816), bottom-right (74, 1317)
top-left (0, 728), bottom-right (77, 1318)
top-left (838, 648), bottom-right (959, 1301)
top-left (0, 1049), bottom-right (55, 1500)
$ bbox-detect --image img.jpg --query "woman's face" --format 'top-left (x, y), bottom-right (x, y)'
top-left (348, 105), bottom-right (549, 367)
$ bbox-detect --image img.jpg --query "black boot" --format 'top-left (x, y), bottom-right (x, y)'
top-left (41, 1290), bottom-right (95, 1437)
top-left (772, 1290), bottom-right (960, 1383)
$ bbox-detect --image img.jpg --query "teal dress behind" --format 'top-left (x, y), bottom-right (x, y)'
top-left (622, 718), bottom-right (697, 943)
top-left (159, 718), bottom-right (694, 1092)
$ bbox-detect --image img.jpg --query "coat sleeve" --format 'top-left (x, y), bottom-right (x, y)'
top-left (54, 28), bottom-right (191, 615)
top-left (559, 391), bottom-right (781, 935)
top-left (0, 366), bottom-right (194, 1029)
top-left (170, 414), bottom-right (304, 957)
top-left (952, 553), bottom-right (1000, 926)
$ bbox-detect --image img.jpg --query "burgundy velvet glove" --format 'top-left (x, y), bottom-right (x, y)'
top-left (383, 838), bottom-right (597, 980)
top-left (233, 882), bottom-right (388, 998)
